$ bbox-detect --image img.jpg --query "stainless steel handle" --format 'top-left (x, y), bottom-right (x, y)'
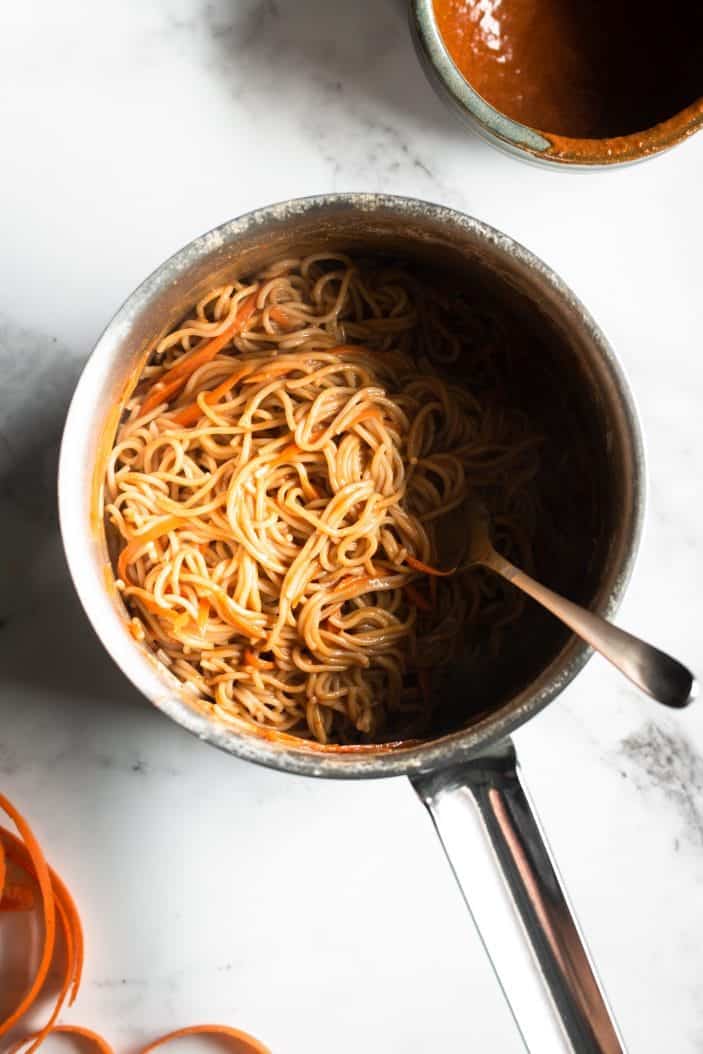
top-left (412, 741), bottom-right (626, 1054)
top-left (492, 555), bottom-right (696, 710)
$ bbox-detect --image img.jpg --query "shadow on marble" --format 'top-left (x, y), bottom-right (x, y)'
top-left (0, 318), bottom-right (145, 717)
top-left (206, 0), bottom-right (467, 148)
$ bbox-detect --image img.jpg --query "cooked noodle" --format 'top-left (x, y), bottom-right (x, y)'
top-left (105, 253), bottom-right (540, 744)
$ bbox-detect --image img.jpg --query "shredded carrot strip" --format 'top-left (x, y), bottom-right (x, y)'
top-left (0, 839), bottom-right (5, 903)
top-left (0, 798), bottom-right (56, 1040)
top-left (246, 360), bottom-right (298, 384)
top-left (117, 516), bottom-right (186, 582)
top-left (349, 407), bottom-right (383, 428)
top-left (208, 593), bottom-right (265, 642)
top-left (243, 649), bottom-right (274, 671)
top-left (269, 305), bottom-right (291, 327)
top-left (196, 597), bottom-right (210, 633)
top-left (135, 594), bottom-right (182, 624)
top-left (169, 363), bottom-right (256, 427)
top-left (276, 442), bottom-right (301, 460)
top-left (140, 295), bottom-right (257, 417)
top-left (137, 1024), bottom-right (271, 1054)
top-left (405, 555), bottom-right (455, 577)
top-left (404, 582), bottom-right (432, 613)
top-left (164, 295), bottom-right (257, 383)
top-left (139, 371), bottom-right (194, 420)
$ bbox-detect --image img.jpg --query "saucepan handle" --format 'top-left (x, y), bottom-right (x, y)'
top-left (411, 740), bottom-right (626, 1054)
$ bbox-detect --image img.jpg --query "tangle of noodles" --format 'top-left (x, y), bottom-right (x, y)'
top-left (105, 253), bottom-right (541, 744)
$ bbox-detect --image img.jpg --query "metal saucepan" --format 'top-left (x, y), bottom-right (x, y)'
top-left (59, 194), bottom-right (646, 1053)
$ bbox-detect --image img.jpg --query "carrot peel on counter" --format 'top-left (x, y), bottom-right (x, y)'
top-left (0, 882), bottom-right (35, 911)
top-left (137, 1024), bottom-right (272, 1054)
top-left (11, 1025), bottom-right (116, 1054)
top-left (0, 822), bottom-right (84, 1052)
top-left (139, 293), bottom-right (257, 417)
top-left (0, 795), bottom-right (57, 1041)
top-left (0, 793), bottom-right (272, 1053)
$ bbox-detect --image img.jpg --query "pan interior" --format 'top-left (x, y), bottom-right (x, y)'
top-left (97, 206), bottom-right (634, 764)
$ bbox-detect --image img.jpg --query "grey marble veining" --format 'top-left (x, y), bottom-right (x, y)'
top-left (619, 722), bottom-right (703, 847)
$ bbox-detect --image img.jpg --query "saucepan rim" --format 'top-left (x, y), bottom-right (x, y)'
top-left (58, 192), bottom-right (645, 779)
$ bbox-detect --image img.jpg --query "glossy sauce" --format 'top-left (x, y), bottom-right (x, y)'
top-left (433, 0), bottom-right (703, 138)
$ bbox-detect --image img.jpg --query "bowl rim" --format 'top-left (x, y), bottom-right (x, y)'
top-left (58, 192), bottom-right (646, 779)
top-left (410, 0), bottom-right (703, 168)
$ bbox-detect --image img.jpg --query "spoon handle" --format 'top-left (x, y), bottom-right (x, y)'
top-left (487, 553), bottom-right (697, 709)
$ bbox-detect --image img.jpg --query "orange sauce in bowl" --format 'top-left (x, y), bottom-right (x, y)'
top-left (433, 0), bottom-right (703, 139)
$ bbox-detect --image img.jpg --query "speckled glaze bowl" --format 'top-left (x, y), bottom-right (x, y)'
top-left (410, 0), bottom-right (703, 167)
top-left (60, 194), bottom-right (643, 1052)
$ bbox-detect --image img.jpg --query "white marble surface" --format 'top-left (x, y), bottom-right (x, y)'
top-left (1, 2), bottom-right (702, 1051)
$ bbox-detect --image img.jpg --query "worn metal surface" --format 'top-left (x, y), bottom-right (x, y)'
top-left (58, 193), bottom-right (645, 778)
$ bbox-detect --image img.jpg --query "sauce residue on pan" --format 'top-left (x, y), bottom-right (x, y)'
top-left (433, 0), bottom-right (703, 140)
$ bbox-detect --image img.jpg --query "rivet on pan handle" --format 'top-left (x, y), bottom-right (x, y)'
top-left (412, 740), bottom-right (626, 1054)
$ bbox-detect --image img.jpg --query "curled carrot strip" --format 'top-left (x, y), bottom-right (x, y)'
top-left (140, 294), bottom-right (257, 417)
top-left (0, 797), bottom-right (56, 1041)
top-left (5, 829), bottom-right (85, 1004)
top-left (0, 794), bottom-right (270, 1054)
top-left (117, 516), bottom-right (186, 583)
top-left (137, 1024), bottom-right (271, 1054)
top-left (405, 554), bottom-right (455, 577)
top-left (196, 597), bottom-right (210, 633)
top-left (0, 824), bottom-right (84, 1049)
top-left (10, 1025), bottom-right (116, 1054)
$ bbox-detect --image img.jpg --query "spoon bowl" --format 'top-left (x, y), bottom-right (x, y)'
top-left (436, 498), bottom-right (697, 709)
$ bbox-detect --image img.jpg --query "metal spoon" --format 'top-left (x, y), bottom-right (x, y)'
top-left (436, 499), bottom-right (697, 709)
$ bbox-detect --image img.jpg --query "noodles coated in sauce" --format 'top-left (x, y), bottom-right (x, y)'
top-left (105, 253), bottom-right (540, 744)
